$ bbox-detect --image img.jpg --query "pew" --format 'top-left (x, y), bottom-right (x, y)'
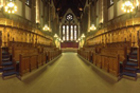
top-left (78, 41), bottom-right (131, 76)
top-left (0, 40), bottom-right (62, 77)
top-left (93, 53), bottom-right (120, 76)
top-left (19, 53), bottom-right (46, 76)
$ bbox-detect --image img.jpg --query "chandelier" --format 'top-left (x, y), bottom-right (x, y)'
top-left (5, 0), bottom-right (17, 13)
top-left (121, 0), bottom-right (139, 13)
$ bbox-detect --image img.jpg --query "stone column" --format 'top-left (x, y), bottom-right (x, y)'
top-left (59, 22), bottom-right (62, 38)
top-left (114, 0), bottom-right (117, 18)
top-left (22, 0), bottom-right (26, 18)
top-left (31, 0), bottom-right (36, 24)
top-left (48, 5), bottom-right (51, 28)
top-left (43, 2), bottom-right (45, 25)
top-left (93, 2), bottom-right (96, 26)
top-left (103, 0), bottom-right (108, 28)
top-left (78, 22), bottom-right (80, 38)
top-left (36, 0), bottom-right (40, 23)
top-left (135, 0), bottom-right (140, 17)
top-left (88, 5), bottom-right (90, 32)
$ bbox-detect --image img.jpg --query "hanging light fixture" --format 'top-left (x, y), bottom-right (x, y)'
top-left (54, 34), bottom-right (58, 38)
top-left (61, 40), bottom-right (64, 43)
top-left (78, 38), bottom-right (81, 41)
top-left (90, 24), bottom-right (96, 31)
top-left (121, 0), bottom-right (139, 13)
top-left (76, 40), bottom-right (79, 43)
top-left (5, 0), bottom-right (17, 14)
top-left (43, 24), bottom-right (50, 31)
top-left (81, 34), bottom-right (85, 38)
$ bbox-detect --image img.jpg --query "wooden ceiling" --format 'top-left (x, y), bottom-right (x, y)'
top-left (53, 0), bottom-right (87, 19)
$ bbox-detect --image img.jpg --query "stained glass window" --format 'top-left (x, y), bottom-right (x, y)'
top-left (71, 25), bottom-right (73, 41)
top-left (74, 25), bottom-right (77, 40)
top-left (66, 25), bottom-right (69, 41)
top-left (66, 14), bottom-right (73, 21)
top-left (61, 14), bottom-right (78, 42)
top-left (63, 25), bottom-right (65, 41)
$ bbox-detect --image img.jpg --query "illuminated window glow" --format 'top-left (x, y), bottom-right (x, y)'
top-left (66, 25), bottom-right (69, 41)
top-left (66, 14), bottom-right (73, 21)
top-left (61, 14), bottom-right (78, 42)
top-left (62, 25), bottom-right (65, 41)
top-left (71, 25), bottom-right (73, 41)
top-left (74, 25), bottom-right (77, 40)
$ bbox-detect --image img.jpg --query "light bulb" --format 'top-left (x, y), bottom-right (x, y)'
top-left (8, 10), bottom-right (11, 13)
top-left (7, 2), bottom-right (15, 8)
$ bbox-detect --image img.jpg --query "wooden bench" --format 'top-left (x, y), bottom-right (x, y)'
top-left (19, 53), bottom-right (47, 76)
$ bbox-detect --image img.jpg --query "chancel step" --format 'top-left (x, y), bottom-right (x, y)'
top-left (122, 72), bottom-right (137, 78)
top-left (2, 58), bottom-right (10, 61)
top-left (2, 71), bottom-right (18, 77)
top-left (125, 67), bottom-right (137, 71)
top-left (2, 55), bottom-right (10, 58)
top-left (3, 67), bottom-right (14, 71)
top-left (2, 61), bottom-right (13, 66)
top-left (129, 59), bottom-right (138, 62)
top-left (1, 48), bottom-right (18, 79)
top-left (126, 62), bottom-right (138, 66)
top-left (121, 47), bottom-right (138, 80)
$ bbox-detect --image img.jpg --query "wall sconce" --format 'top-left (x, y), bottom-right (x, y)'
top-left (58, 38), bottom-right (61, 41)
top-left (43, 24), bottom-right (50, 31)
top-left (5, 0), bottom-right (17, 14)
top-left (76, 40), bottom-right (79, 43)
top-left (54, 34), bottom-right (58, 38)
top-left (58, 38), bottom-right (63, 42)
top-left (121, 0), bottom-right (139, 13)
top-left (81, 34), bottom-right (85, 38)
top-left (61, 40), bottom-right (64, 43)
top-left (78, 38), bottom-right (81, 41)
top-left (90, 24), bottom-right (96, 31)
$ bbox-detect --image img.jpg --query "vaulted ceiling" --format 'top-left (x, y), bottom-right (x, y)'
top-left (53, 0), bottom-right (87, 19)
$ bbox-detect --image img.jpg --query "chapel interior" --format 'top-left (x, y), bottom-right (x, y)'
top-left (0, 0), bottom-right (140, 93)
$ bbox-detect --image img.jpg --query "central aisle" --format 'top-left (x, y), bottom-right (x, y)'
top-left (0, 53), bottom-right (140, 93)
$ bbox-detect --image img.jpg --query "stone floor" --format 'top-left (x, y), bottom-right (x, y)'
top-left (0, 53), bottom-right (140, 93)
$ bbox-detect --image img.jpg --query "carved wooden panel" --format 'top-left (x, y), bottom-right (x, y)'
top-left (20, 56), bottom-right (30, 76)
top-left (30, 56), bottom-right (38, 70)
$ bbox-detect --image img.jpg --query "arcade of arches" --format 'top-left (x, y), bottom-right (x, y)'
top-left (1, 0), bottom-right (140, 93)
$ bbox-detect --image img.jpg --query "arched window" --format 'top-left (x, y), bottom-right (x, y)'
top-left (62, 25), bottom-right (65, 41)
top-left (66, 14), bottom-right (73, 21)
top-left (74, 25), bottom-right (77, 40)
top-left (71, 25), bottom-right (73, 41)
top-left (61, 13), bottom-right (78, 42)
top-left (66, 25), bottom-right (69, 41)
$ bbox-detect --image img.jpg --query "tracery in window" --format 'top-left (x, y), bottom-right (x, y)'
top-left (66, 14), bottom-right (73, 21)
top-left (61, 14), bottom-right (78, 42)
